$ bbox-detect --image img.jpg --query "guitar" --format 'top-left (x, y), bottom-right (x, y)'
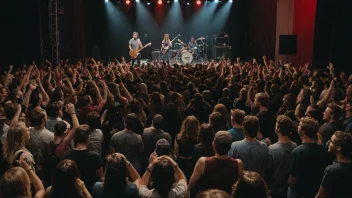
top-left (161, 34), bottom-right (181, 54)
top-left (129, 43), bottom-right (152, 59)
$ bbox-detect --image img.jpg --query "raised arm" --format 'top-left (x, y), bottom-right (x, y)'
top-left (317, 80), bottom-right (335, 107)
top-left (18, 158), bottom-right (45, 198)
top-left (56, 103), bottom-right (79, 157)
top-left (22, 83), bottom-right (37, 108)
top-left (91, 81), bottom-right (103, 104)
top-left (119, 82), bottom-right (132, 102)
top-left (11, 104), bottom-right (22, 126)
top-left (262, 56), bottom-right (269, 69)
top-left (36, 78), bottom-right (50, 107)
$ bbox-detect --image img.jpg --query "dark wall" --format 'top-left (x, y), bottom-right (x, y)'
top-left (1, 0), bottom-right (41, 67)
top-left (313, 0), bottom-right (352, 72)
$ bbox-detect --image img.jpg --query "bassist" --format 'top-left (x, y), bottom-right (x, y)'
top-left (161, 34), bottom-right (172, 64)
top-left (129, 32), bottom-right (143, 67)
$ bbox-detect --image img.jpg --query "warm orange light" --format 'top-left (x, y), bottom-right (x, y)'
top-left (158, 0), bottom-right (162, 4)
top-left (126, 0), bottom-right (130, 4)
top-left (196, 0), bottom-right (201, 5)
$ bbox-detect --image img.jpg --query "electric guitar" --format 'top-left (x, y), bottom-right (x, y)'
top-left (129, 43), bottom-right (152, 59)
top-left (161, 34), bottom-right (181, 54)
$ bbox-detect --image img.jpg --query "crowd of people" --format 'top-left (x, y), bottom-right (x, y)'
top-left (0, 56), bottom-right (351, 198)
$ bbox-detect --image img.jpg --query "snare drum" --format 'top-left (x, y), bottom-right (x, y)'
top-left (181, 50), bottom-right (193, 64)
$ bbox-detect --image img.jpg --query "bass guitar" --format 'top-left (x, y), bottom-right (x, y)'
top-left (161, 34), bottom-right (181, 54)
top-left (129, 43), bottom-right (152, 59)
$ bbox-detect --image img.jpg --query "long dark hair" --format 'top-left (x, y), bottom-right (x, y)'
top-left (52, 160), bottom-right (81, 198)
top-left (102, 155), bottom-right (128, 198)
top-left (150, 158), bottom-right (175, 198)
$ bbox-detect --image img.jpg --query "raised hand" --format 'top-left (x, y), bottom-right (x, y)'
top-left (65, 103), bottom-right (75, 115)
top-left (75, 178), bottom-right (87, 192)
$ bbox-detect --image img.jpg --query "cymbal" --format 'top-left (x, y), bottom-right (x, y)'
top-left (197, 37), bottom-right (205, 40)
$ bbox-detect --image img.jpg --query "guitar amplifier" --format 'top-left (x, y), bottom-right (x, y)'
top-left (152, 50), bottom-right (160, 62)
top-left (212, 46), bottom-right (231, 61)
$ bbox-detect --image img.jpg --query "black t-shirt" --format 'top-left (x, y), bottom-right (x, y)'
top-left (62, 149), bottom-right (103, 192)
top-left (288, 143), bottom-right (331, 198)
top-left (318, 122), bottom-right (340, 145)
top-left (270, 94), bottom-right (283, 114)
top-left (218, 97), bottom-right (233, 113)
top-left (257, 110), bottom-right (277, 143)
top-left (321, 162), bottom-right (352, 198)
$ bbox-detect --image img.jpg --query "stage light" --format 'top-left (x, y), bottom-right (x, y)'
top-left (126, 0), bottom-right (130, 4)
top-left (158, 0), bottom-right (162, 4)
top-left (229, 0), bottom-right (232, 2)
top-left (214, 0), bottom-right (219, 3)
top-left (167, 0), bottom-right (170, 3)
top-left (174, 0), bottom-right (178, 2)
top-left (147, 2), bottom-right (151, 5)
top-left (136, 0), bottom-right (139, 2)
top-left (187, 2), bottom-right (190, 5)
top-left (196, 0), bottom-right (201, 5)
top-left (105, 0), bottom-right (108, 2)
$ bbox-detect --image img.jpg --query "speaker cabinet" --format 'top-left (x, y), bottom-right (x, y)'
top-left (279, 35), bottom-right (297, 55)
top-left (212, 46), bottom-right (231, 61)
top-left (152, 51), bottom-right (160, 62)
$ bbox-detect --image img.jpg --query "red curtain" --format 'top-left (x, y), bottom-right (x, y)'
top-left (292, 0), bottom-right (317, 65)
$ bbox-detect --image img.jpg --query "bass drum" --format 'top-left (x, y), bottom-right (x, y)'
top-left (181, 50), bottom-right (193, 64)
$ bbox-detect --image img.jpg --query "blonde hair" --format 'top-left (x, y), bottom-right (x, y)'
top-left (163, 34), bottom-right (170, 42)
top-left (178, 116), bottom-right (200, 142)
top-left (0, 167), bottom-right (32, 198)
top-left (2, 122), bottom-right (28, 164)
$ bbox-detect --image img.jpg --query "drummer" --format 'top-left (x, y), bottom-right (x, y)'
top-left (188, 36), bottom-right (198, 50)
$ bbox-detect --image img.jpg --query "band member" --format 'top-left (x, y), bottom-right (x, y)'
top-left (188, 36), bottom-right (197, 50)
top-left (129, 32), bottom-right (143, 67)
top-left (161, 34), bottom-right (172, 64)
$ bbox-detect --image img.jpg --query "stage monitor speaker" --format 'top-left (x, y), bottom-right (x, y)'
top-left (279, 35), bottom-right (297, 55)
top-left (152, 51), bottom-right (160, 62)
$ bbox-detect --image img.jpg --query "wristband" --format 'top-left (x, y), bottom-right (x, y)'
top-left (173, 164), bottom-right (178, 169)
top-left (26, 168), bottom-right (32, 173)
top-left (147, 167), bottom-right (152, 173)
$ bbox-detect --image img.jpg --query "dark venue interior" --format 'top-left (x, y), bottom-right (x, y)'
top-left (1, 1), bottom-right (352, 198)
top-left (2, 0), bottom-right (350, 71)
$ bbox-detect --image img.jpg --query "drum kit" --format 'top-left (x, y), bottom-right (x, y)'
top-left (170, 37), bottom-right (208, 65)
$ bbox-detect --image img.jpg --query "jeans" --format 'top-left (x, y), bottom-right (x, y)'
top-left (161, 50), bottom-right (170, 64)
top-left (131, 54), bottom-right (141, 67)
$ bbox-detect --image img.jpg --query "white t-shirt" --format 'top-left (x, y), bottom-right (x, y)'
top-left (139, 180), bottom-right (187, 198)
top-left (1, 123), bottom-right (10, 144)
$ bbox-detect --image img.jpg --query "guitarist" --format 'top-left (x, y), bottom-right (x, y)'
top-left (161, 34), bottom-right (172, 64)
top-left (129, 32), bottom-right (143, 67)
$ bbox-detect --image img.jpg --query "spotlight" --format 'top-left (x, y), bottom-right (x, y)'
top-left (105, 0), bottom-right (108, 2)
top-left (214, 0), bottom-right (218, 3)
top-left (136, 0), bottom-right (139, 2)
top-left (229, 0), bottom-right (232, 2)
top-left (147, 2), bottom-right (151, 5)
top-left (126, 0), bottom-right (130, 4)
top-left (167, 0), bottom-right (170, 3)
top-left (158, 0), bottom-right (162, 4)
top-left (187, 2), bottom-right (190, 5)
top-left (174, 0), bottom-right (178, 2)
top-left (196, 0), bottom-right (201, 5)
